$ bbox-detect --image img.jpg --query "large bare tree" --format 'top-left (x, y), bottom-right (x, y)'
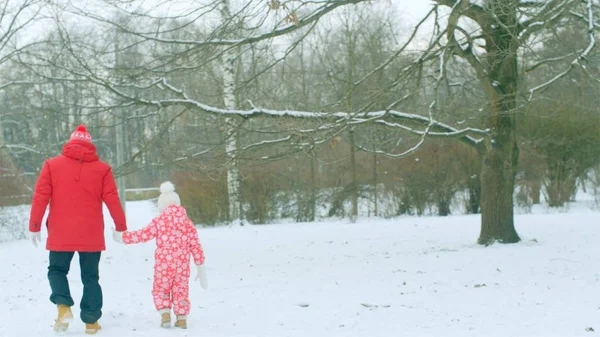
top-left (431, 0), bottom-right (597, 244)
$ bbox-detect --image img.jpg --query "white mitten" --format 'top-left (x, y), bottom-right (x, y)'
top-left (30, 232), bottom-right (41, 247)
top-left (111, 228), bottom-right (124, 243)
top-left (195, 264), bottom-right (208, 289)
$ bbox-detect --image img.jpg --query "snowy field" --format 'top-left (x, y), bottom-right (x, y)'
top-left (1, 199), bottom-right (599, 337)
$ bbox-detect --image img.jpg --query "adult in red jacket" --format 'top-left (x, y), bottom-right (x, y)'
top-left (28, 125), bottom-right (127, 335)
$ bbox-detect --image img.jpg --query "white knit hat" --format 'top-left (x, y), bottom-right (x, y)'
top-left (157, 181), bottom-right (181, 213)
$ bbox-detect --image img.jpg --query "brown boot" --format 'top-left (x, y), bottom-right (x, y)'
top-left (53, 304), bottom-right (74, 332)
top-left (85, 322), bottom-right (101, 335)
top-left (160, 312), bottom-right (171, 328)
top-left (174, 316), bottom-right (187, 329)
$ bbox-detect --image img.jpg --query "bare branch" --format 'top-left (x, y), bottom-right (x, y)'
top-left (524, 51), bottom-right (585, 73)
top-left (528, 0), bottom-right (597, 99)
top-left (434, 0), bottom-right (491, 31)
top-left (570, 9), bottom-right (600, 30)
top-left (519, 0), bottom-right (577, 43)
top-left (0, 144), bottom-right (42, 154)
top-left (64, 0), bottom-right (370, 48)
top-left (440, 0), bottom-right (495, 100)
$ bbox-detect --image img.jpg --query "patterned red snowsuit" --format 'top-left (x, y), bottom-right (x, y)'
top-left (122, 205), bottom-right (205, 316)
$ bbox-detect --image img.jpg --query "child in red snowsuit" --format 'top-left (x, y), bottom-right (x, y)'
top-left (113, 182), bottom-right (207, 329)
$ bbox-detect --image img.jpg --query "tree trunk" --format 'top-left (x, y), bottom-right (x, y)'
top-left (545, 161), bottom-right (576, 207)
top-left (437, 192), bottom-right (451, 216)
top-left (224, 98), bottom-right (241, 223)
top-left (467, 174), bottom-right (481, 214)
top-left (114, 32), bottom-right (127, 214)
top-left (115, 114), bottom-right (127, 214)
top-left (349, 128), bottom-right (358, 223)
top-left (477, 0), bottom-right (521, 245)
top-left (373, 151), bottom-right (378, 217)
top-left (479, 134), bottom-right (520, 244)
top-left (309, 154), bottom-right (316, 221)
top-left (221, 0), bottom-right (242, 224)
top-left (531, 180), bottom-right (541, 204)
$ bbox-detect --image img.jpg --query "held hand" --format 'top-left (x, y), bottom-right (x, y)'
top-left (195, 264), bottom-right (208, 289)
top-left (111, 227), bottom-right (124, 243)
top-left (30, 232), bottom-right (41, 247)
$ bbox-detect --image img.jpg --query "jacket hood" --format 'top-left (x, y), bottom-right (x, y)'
top-left (62, 140), bottom-right (99, 162)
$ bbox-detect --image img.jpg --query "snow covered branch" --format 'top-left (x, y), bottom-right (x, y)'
top-left (519, 0), bottom-right (576, 43)
top-left (375, 119), bottom-right (487, 140)
top-left (570, 9), bottom-right (600, 30)
top-left (354, 140), bottom-right (427, 159)
top-left (528, 0), bottom-right (597, 100)
top-left (62, 66), bottom-right (489, 160)
top-left (524, 52), bottom-right (585, 73)
top-left (518, 1), bottom-right (548, 8)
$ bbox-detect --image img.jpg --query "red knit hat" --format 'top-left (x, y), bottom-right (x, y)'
top-left (70, 125), bottom-right (92, 143)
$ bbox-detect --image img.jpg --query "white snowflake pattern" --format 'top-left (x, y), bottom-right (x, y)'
top-left (121, 205), bottom-right (204, 316)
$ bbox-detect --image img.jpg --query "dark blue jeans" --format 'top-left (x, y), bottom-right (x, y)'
top-left (48, 251), bottom-right (102, 324)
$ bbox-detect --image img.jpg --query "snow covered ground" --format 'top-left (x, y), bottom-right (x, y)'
top-left (1, 199), bottom-right (599, 337)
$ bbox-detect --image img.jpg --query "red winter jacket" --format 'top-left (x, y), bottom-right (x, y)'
top-left (29, 140), bottom-right (127, 252)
